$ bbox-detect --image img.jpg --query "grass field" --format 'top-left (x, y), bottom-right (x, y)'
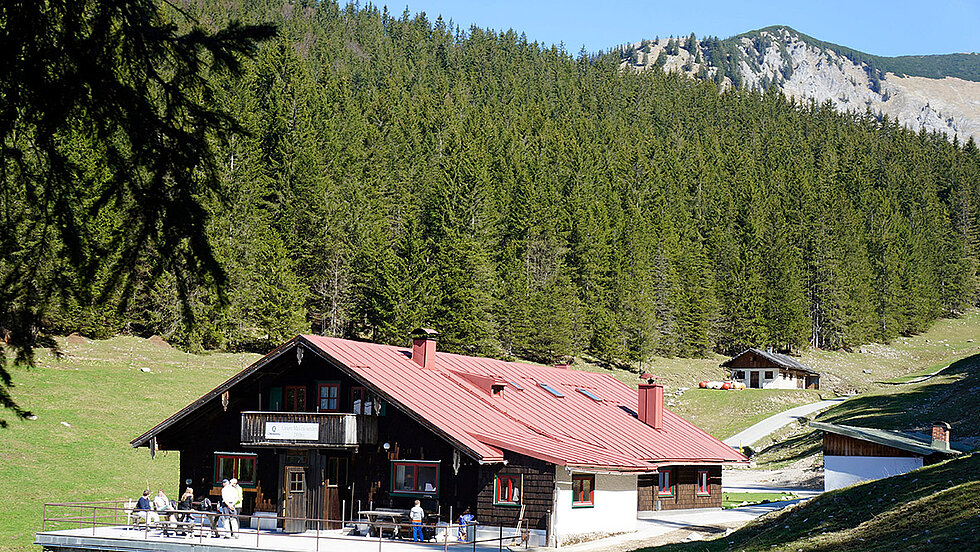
top-left (603, 310), bottom-right (980, 439)
top-left (721, 492), bottom-right (798, 509)
top-left (0, 336), bottom-right (259, 552)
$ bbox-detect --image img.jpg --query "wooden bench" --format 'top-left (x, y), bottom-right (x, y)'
top-left (156, 518), bottom-right (199, 537)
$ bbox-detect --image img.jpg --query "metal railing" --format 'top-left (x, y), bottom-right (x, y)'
top-left (39, 501), bottom-right (533, 551)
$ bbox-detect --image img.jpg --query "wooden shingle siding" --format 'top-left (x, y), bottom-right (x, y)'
top-left (823, 432), bottom-right (918, 457)
top-left (637, 466), bottom-right (721, 511)
top-left (476, 452), bottom-right (553, 530)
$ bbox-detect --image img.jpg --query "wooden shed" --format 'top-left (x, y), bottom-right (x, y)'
top-left (811, 421), bottom-right (961, 491)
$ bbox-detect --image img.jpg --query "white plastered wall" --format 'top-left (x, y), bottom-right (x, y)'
top-left (824, 455), bottom-right (923, 491)
top-left (552, 468), bottom-right (637, 546)
top-left (731, 369), bottom-right (786, 389)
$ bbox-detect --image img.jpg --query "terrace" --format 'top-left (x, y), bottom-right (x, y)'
top-left (35, 502), bottom-right (537, 552)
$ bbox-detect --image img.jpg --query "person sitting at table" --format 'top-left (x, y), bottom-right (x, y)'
top-left (153, 489), bottom-right (176, 522)
top-left (177, 488), bottom-right (195, 522)
top-left (134, 490), bottom-right (159, 526)
top-left (409, 500), bottom-right (424, 542)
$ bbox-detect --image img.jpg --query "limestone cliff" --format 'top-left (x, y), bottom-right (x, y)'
top-left (620, 27), bottom-right (980, 143)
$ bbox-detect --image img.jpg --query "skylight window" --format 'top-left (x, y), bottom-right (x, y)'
top-left (576, 388), bottom-right (602, 402)
top-left (507, 380), bottom-right (525, 391)
top-left (538, 383), bottom-right (564, 397)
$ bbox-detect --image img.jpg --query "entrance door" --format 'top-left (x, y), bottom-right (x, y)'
top-left (284, 466), bottom-right (307, 533)
top-left (749, 371), bottom-right (760, 389)
top-left (324, 457), bottom-right (347, 529)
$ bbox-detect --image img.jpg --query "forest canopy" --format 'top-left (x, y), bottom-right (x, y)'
top-left (0, 0), bottom-right (273, 425)
top-left (4, 1), bottom-right (980, 398)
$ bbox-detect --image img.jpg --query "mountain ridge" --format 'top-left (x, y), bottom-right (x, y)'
top-left (619, 26), bottom-right (980, 142)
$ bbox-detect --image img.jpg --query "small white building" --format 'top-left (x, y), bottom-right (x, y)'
top-left (722, 348), bottom-right (819, 389)
top-left (811, 421), bottom-right (961, 491)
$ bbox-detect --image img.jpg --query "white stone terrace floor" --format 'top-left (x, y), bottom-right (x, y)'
top-left (36, 525), bottom-right (526, 552)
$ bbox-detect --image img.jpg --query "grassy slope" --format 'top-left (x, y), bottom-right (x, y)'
top-left (622, 310), bottom-right (980, 439)
top-left (0, 337), bottom-right (259, 552)
top-left (639, 453), bottom-right (980, 552)
top-left (639, 342), bottom-right (980, 551)
top-left (754, 350), bottom-right (980, 468)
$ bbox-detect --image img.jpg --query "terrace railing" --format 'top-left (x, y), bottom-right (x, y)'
top-left (38, 501), bottom-right (534, 551)
top-left (240, 411), bottom-right (378, 448)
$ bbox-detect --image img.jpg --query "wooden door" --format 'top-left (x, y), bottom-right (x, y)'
top-left (749, 371), bottom-right (759, 388)
top-left (284, 466), bottom-right (307, 533)
top-left (324, 457), bottom-right (346, 528)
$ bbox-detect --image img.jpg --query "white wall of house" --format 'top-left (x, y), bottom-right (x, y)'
top-left (552, 469), bottom-right (637, 546)
top-left (730, 369), bottom-right (789, 389)
top-left (824, 455), bottom-right (923, 491)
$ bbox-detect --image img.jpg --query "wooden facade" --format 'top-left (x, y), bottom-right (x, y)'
top-left (160, 349), bottom-right (489, 531)
top-left (822, 432), bottom-right (949, 466)
top-left (240, 411), bottom-right (378, 448)
top-left (822, 432), bottom-right (916, 458)
top-left (637, 466), bottom-right (722, 511)
top-left (476, 451), bottom-right (554, 531)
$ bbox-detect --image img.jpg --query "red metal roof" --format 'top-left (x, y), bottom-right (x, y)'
top-left (303, 336), bottom-right (747, 471)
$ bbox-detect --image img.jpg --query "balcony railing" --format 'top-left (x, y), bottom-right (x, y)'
top-left (240, 411), bottom-right (378, 448)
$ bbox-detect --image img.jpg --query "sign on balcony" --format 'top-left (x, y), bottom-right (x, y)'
top-left (264, 422), bottom-right (319, 440)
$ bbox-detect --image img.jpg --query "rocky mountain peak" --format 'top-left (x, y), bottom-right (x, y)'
top-left (620, 27), bottom-right (980, 143)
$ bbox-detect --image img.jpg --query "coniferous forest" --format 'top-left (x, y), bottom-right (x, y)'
top-left (13, 1), bottom-right (980, 366)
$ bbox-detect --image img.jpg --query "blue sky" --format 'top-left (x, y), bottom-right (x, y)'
top-left (390, 0), bottom-right (979, 57)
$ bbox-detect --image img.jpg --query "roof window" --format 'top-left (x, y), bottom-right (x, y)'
top-left (538, 383), bottom-right (564, 398)
top-left (507, 380), bottom-right (525, 391)
top-left (576, 388), bottom-right (602, 402)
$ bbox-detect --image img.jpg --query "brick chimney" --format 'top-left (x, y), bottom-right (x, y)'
top-left (931, 421), bottom-right (951, 450)
top-left (411, 328), bottom-right (439, 369)
top-left (638, 383), bottom-right (664, 430)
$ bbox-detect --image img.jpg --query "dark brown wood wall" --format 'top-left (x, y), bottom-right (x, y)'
top-left (726, 353), bottom-right (780, 369)
top-left (475, 451), bottom-right (553, 530)
top-left (637, 466), bottom-right (722, 511)
top-left (823, 433), bottom-right (918, 458)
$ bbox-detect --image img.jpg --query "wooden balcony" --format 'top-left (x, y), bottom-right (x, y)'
top-left (240, 411), bottom-right (378, 448)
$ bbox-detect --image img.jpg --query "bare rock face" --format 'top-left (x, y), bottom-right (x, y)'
top-left (621, 29), bottom-right (980, 143)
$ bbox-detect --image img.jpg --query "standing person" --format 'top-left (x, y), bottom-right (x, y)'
top-left (220, 478), bottom-right (238, 538)
top-left (409, 499), bottom-right (424, 542)
top-left (457, 508), bottom-right (474, 542)
top-left (230, 478), bottom-right (243, 534)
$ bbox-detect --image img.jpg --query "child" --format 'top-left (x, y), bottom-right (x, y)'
top-left (458, 508), bottom-right (475, 542)
top-left (410, 500), bottom-right (424, 542)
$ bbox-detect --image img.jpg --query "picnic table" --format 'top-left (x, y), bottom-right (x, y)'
top-left (358, 509), bottom-right (409, 538)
